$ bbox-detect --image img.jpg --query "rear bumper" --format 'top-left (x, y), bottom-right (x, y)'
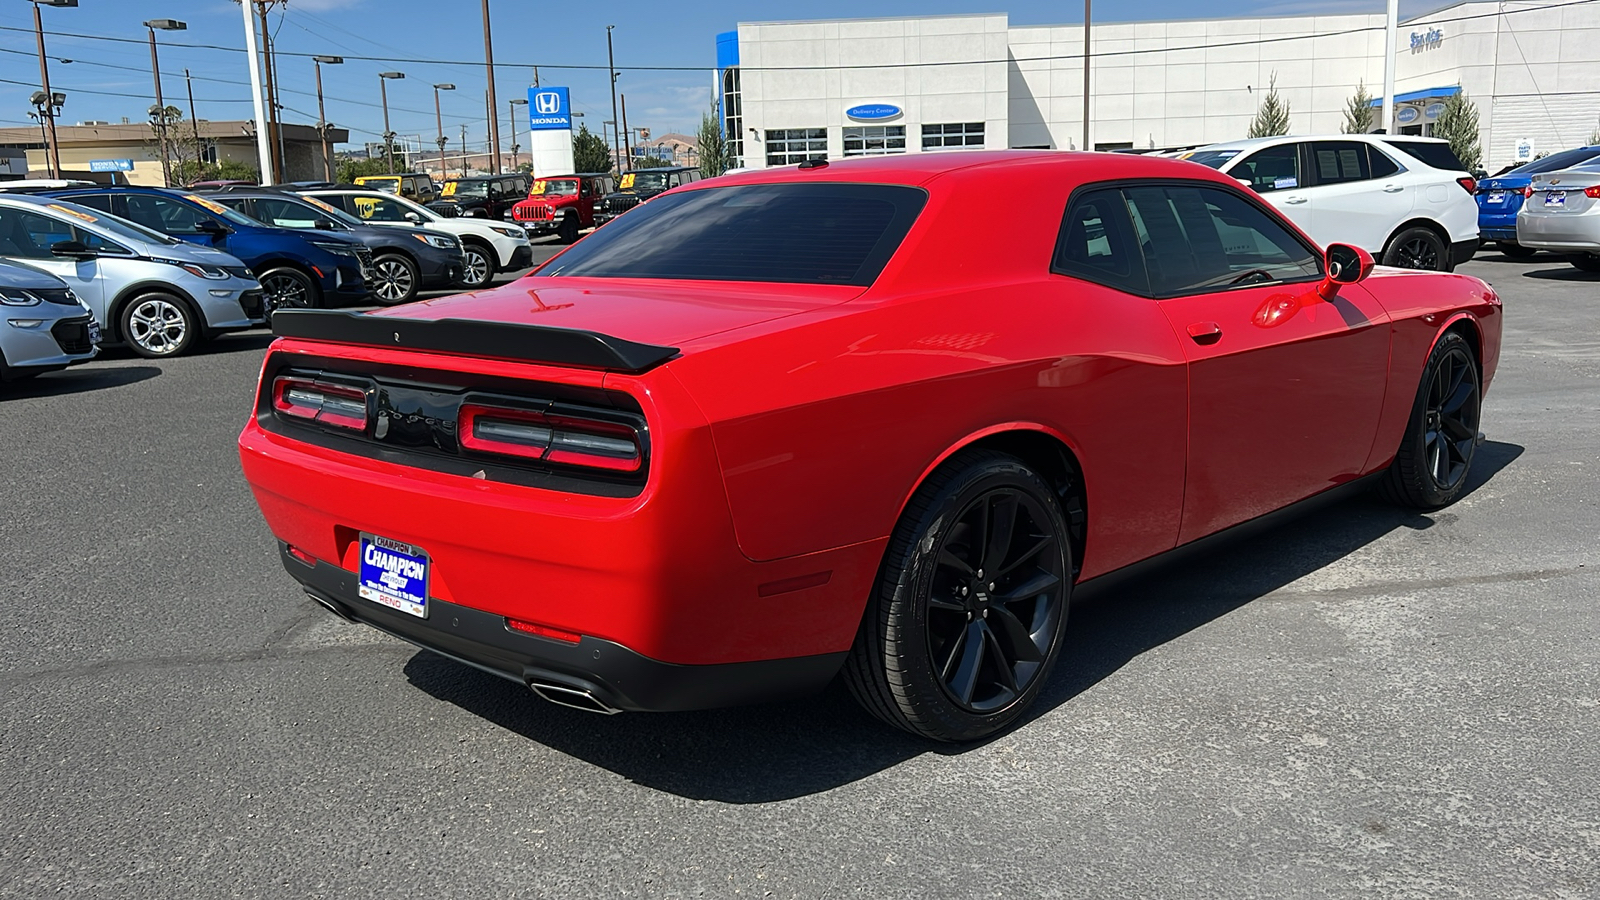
top-left (506, 244), bottom-right (534, 269)
top-left (1450, 238), bottom-right (1478, 267)
top-left (1480, 226), bottom-right (1519, 242)
top-left (1516, 213), bottom-right (1600, 251)
top-left (282, 543), bottom-right (845, 712)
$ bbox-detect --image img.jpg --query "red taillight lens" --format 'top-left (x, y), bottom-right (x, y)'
top-left (1524, 186), bottom-right (1535, 198)
top-left (459, 403), bottom-right (642, 473)
top-left (1456, 176), bottom-right (1476, 194)
top-left (272, 376), bottom-right (369, 432)
top-left (1586, 186), bottom-right (1600, 199)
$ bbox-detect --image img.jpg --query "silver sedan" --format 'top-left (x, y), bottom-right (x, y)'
top-left (1516, 161), bottom-right (1600, 273)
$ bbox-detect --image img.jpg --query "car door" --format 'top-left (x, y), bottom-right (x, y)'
top-left (120, 193), bottom-right (221, 249)
top-left (1224, 143), bottom-right (1315, 238)
top-left (1123, 182), bottom-right (1392, 543)
top-left (1306, 140), bottom-right (1411, 252)
top-left (0, 204), bottom-right (106, 316)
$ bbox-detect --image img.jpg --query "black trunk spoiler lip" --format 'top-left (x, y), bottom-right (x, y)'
top-left (270, 309), bottom-right (680, 373)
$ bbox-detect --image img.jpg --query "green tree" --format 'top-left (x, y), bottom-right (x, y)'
top-left (1247, 72), bottom-right (1291, 139)
top-left (635, 155), bottom-right (674, 168)
top-left (572, 124), bottom-right (611, 174)
top-left (336, 156), bottom-right (392, 184)
top-left (175, 158), bottom-right (260, 186)
top-left (1434, 88), bottom-right (1482, 171)
top-left (1589, 123), bottom-right (1600, 146)
top-left (697, 101), bottom-right (731, 178)
top-left (1341, 81), bottom-right (1374, 135)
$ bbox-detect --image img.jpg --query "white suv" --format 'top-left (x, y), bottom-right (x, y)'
top-left (297, 189), bottom-right (534, 289)
top-left (1182, 135), bottom-right (1479, 271)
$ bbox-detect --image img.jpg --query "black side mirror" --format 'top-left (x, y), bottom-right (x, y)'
top-left (49, 240), bottom-right (96, 259)
top-left (314, 217), bottom-right (335, 231)
top-left (195, 219), bottom-right (232, 236)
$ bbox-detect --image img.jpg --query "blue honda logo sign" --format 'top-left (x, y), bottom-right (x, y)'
top-left (846, 103), bottom-right (903, 122)
top-left (88, 159), bottom-right (134, 172)
top-left (528, 87), bottom-right (571, 131)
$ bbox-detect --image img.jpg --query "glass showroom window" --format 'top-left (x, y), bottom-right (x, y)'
top-left (843, 126), bottom-right (907, 157)
top-left (923, 122), bottom-right (985, 150)
top-left (766, 128), bottom-right (827, 166)
top-left (722, 67), bottom-right (743, 162)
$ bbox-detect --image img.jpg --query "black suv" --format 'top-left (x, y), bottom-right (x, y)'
top-left (427, 174), bottom-right (530, 220)
top-left (594, 167), bottom-right (703, 226)
top-left (202, 188), bottom-right (466, 305)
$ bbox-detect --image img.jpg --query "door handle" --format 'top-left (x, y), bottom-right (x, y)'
top-left (1187, 321), bottom-right (1223, 345)
top-left (1382, 184), bottom-right (1404, 193)
top-left (1283, 195), bottom-right (1308, 204)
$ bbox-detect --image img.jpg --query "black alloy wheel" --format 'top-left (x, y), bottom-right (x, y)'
top-left (1378, 330), bottom-right (1481, 509)
top-left (258, 266), bottom-right (318, 312)
top-left (1384, 226), bottom-right (1449, 271)
top-left (845, 450), bottom-right (1071, 742)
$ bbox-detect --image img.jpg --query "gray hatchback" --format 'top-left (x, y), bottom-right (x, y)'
top-left (0, 258), bottom-right (97, 382)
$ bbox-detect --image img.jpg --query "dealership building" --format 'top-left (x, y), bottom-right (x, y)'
top-left (715, 0), bottom-right (1600, 171)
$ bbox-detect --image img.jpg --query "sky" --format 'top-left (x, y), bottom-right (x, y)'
top-left (0, 0), bottom-right (1452, 156)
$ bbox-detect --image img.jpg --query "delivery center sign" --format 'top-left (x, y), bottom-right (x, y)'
top-left (528, 87), bottom-right (572, 131)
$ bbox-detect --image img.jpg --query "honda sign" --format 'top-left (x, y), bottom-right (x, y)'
top-left (528, 87), bottom-right (571, 132)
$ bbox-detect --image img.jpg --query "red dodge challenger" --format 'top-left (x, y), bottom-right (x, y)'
top-left (240, 151), bottom-right (1501, 741)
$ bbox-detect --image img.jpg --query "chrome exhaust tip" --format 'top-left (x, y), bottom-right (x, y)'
top-left (527, 679), bottom-right (622, 715)
top-left (304, 588), bottom-right (356, 623)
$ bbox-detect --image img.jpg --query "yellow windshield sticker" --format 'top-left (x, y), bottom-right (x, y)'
top-left (353, 196), bottom-right (380, 217)
top-left (619, 173), bottom-right (635, 190)
top-left (47, 203), bottom-right (98, 223)
top-left (185, 194), bottom-right (231, 216)
top-left (302, 196), bottom-right (341, 215)
top-left (529, 180), bottom-right (546, 195)
top-left (441, 182), bottom-right (457, 197)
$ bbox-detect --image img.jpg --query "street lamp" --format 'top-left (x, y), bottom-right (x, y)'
top-left (508, 97), bottom-right (526, 171)
top-left (432, 83), bottom-right (455, 181)
top-left (30, 0), bottom-right (76, 179)
top-left (143, 18), bottom-right (186, 187)
top-left (378, 71), bottom-right (405, 174)
top-left (313, 56), bottom-right (342, 182)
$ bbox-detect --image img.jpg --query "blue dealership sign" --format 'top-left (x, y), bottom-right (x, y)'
top-left (528, 87), bottom-right (572, 131)
top-left (846, 103), bottom-right (903, 122)
top-left (88, 159), bottom-right (134, 172)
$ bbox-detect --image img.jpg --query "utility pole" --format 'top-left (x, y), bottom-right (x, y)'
top-left (460, 124), bottom-right (469, 178)
top-left (1081, 0), bottom-right (1091, 151)
top-left (379, 72), bottom-right (405, 174)
top-left (314, 56), bottom-right (343, 182)
top-left (481, 0), bottom-right (502, 175)
top-left (30, 0), bottom-right (74, 179)
top-left (620, 93), bottom-right (632, 173)
top-left (433, 83), bottom-right (455, 181)
top-left (185, 68), bottom-right (200, 179)
top-left (255, 1), bottom-right (283, 182)
top-left (239, 0), bottom-right (273, 181)
top-left (508, 98), bottom-right (526, 171)
top-left (144, 19), bottom-right (186, 187)
top-left (606, 25), bottom-right (622, 175)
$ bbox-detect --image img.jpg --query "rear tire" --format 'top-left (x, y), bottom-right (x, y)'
top-left (1570, 253), bottom-right (1600, 273)
top-left (1383, 226), bottom-right (1450, 271)
top-left (1498, 241), bottom-right (1538, 259)
top-left (844, 450), bottom-right (1072, 742)
top-left (1377, 330), bottom-right (1481, 510)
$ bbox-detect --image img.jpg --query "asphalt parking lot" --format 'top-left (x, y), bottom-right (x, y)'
top-left (2, 248), bottom-right (1596, 898)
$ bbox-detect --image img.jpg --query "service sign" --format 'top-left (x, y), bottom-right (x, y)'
top-left (88, 159), bottom-right (134, 173)
top-left (846, 103), bottom-right (903, 122)
top-left (1396, 106), bottom-right (1421, 125)
top-left (528, 87), bottom-right (572, 132)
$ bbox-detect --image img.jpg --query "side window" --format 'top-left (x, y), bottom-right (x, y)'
top-left (1310, 141), bottom-right (1371, 185)
top-left (1123, 184), bottom-right (1321, 296)
top-left (667, 173), bottom-right (683, 189)
top-left (1368, 146), bottom-right (1401, 178)
top-left (61, 193), bottom-right (113, 214)
top-left (73, 227), bottom-right (129, 255)
top-left (352, 196), bottom-right (410, 222)
top-left (1231, 144), bottom-right (1302, 193)
top-left (0, 207), bottom-right (72, 258)
top-left (251, 198), bottom-right (321, 229)
top-left (1051, 188), bottom-right (1147, 295)
top-left (579, 180), bottom-right (593, 198)
top-left (124, 194), bottom-right (206, 235)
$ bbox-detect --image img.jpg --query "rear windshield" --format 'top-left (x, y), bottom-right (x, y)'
top-left (1180, 148), bottom-right (1244, 170)
top-left (538, 183), bottom-right (927, 286)
top-left (1518, 147), bottom-right (1600, 175)
top-left (1384, 140), bottom-right (1467, 172)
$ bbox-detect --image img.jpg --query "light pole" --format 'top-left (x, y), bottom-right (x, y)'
top-left (30, 0), bottom-right (75, 179)
top-left (481, 0), bottom-right (502, 175)
top-left (433, 83), bottom-right (455, 181)
top-left (606, 26), bottom-right (622, 178)
top-left (460, 124), bottom-right (469, 178)
top-left (508, 98), bottom-right (526, 171)
top-left (29, 90), bottom-right (65, 178)
top-left (313, 56), bottom-right (342, 182)
top-left (144, 18), bottom-right (186, 187)
top-left (378, 71), bottom-right (405, 174)
top-left (603, 121), bottom-right (617, 172)
top-left (1081, 0), bottom-right (1091, 151)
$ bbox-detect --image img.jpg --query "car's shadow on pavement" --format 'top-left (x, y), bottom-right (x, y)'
top-left (1521, 264), bottom-right (1600, 281)
top-left (0, 364), bottom-right (160, 400)
top-left (405, 440), bottom-right (1524, 803)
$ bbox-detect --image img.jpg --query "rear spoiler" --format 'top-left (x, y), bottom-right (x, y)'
top-left (270, 309), bottom-right (678, 373)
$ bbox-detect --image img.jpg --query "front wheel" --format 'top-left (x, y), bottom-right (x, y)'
top-left (1384, 226), bottom-right (1450, 271)
top-left (844, 450), bottom-right (1072, 742)
top-left (371, 253), bottom-right (419, 305)
top-left (460, 243), bottom-right (496, 288)
top-left (120, 293), bottom-right (197, 358)
top-left (258, 266), bottom-right (320, 313)
top-left (1378, 330), bottom-right (1481, 509)
top-left (1570, 253), bottom-right (1600, 273)
top-left (1499, 241), bottom-right (1538, 259)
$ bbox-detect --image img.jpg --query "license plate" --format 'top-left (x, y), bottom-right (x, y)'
top-left (1487, 191), bottom-right (1505, 203)
top-left (87, 319), bottom-right (101, 345)
top-left (358, 533), bottom-right (430, 618)
top-left (1545, 191), bottom-right (1566, 208)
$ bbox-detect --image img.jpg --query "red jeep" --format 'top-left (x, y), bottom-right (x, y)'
top-left (509, 173), bottom-right (614, 243)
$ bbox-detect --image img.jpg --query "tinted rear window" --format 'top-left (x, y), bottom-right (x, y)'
top-left (538, 183), bottom-right (927, 286)
top-left (1384, 140), bottom-right (1467, 172)
top-left (1519, 147), bottom-right (1600, 175)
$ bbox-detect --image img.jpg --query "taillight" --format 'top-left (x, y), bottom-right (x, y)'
top-left (459, 402), bottom-right (642, 473)
top-left (272, 376), bottom-right (369, 432)
top-left (1586, 186), bottom-right (1600, 199)
top-left (1524, 186), bottom-right (1535, 198)
top-left (1456, 176), bottom-right (1476, 194)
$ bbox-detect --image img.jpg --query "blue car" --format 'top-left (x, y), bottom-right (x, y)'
top-left (1476, 145), bottom-right (1600, 256)
top-left (39, 186), bottom-right (372, 310)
